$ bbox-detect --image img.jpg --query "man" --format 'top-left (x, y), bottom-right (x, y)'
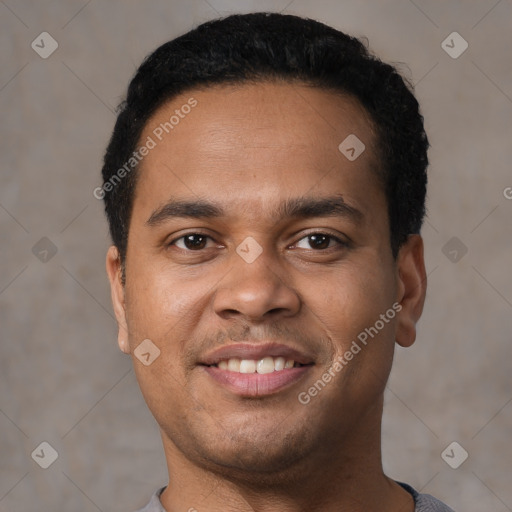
top-left (100, 12), bottom-right (454, 512)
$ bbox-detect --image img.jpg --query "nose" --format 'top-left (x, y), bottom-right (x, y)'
top-left (213, 247), bottom-right (301, 322)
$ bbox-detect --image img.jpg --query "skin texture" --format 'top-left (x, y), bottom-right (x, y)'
top-left (106, 82), bottom-right (426, 512)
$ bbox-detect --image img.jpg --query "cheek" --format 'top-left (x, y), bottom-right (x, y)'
top-left (125, 269), bottom-right (202, 422)
top-left (316, 268), bottom-right (397, 396)
top-left (124, 263), bottom-right (215, 395)
top-left (125, 263), bottom-right (206, 340)
top-left (133, 357), bottom-right (193, 436)
top-left (313, 256), bottom-right (397, 356)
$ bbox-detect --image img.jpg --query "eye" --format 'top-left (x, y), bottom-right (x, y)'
top-left (294, 233), bottom-right (347, 250)
top-left (170, 233), bottom-right (215, 251)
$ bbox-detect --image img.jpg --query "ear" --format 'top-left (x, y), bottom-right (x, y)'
top-left (395, 234), bottom-right (427, 348)
top-left (106, 246), bottom-right (130, 354)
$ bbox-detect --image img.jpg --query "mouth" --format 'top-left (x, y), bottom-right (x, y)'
top-left (202, 356), bottom-right (312, 373)
top-left (198, 343), bottom-right (315, 397)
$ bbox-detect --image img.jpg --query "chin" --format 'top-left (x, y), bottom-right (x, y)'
top-left (189, 419), bottom-right (317, 477)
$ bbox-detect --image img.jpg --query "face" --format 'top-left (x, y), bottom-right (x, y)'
top-left (107, 82), bottom-right (426, 476)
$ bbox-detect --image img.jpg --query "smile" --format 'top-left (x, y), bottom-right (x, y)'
top-left (201, 361), bottom-right (314, 397)
top-left (208, 356), bottom-right (309, 374)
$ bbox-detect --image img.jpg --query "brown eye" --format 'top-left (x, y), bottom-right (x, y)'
top-left (171, 233), bottom-right (211, 250)
top-left (295, 233), bottom-right (346, 250)
top-left (308, 234), bottom-right (330, 249)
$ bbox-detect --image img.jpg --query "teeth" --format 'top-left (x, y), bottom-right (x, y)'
top-left (240, 359), bottom-right (257, 373)
top-left (257, 356), bottom-right (274, 374)
top-left (215, 356), bottom-right (299, 373)
top-left (228, 358), bottom-right (240, 372)
top-left (274, 356), bottom-right (286, 371)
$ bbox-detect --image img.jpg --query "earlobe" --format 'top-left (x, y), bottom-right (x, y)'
top-left (106, 246), bottom-right (130, 354)
top-left (395, 235), bottom-right (427, 348)
top-left (118, 339), bottom-right (130, 354)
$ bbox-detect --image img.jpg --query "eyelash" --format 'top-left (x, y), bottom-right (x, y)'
top-left (167, 231), bottom-right (349, 251)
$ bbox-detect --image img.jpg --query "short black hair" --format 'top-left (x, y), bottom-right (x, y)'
top-left (101, 12), bottom-right (428, 264)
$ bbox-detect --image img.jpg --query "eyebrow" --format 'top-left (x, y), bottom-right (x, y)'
top-left (146, 194), bottom-right (364, 226)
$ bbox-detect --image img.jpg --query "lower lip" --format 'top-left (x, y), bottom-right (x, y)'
top-left (202, 365), bottom-right (313, 397)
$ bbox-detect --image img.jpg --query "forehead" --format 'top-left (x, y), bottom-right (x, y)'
top-left (133, 81), bottom-right (383, 221)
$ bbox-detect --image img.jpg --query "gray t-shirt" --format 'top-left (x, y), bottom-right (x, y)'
top-left (134, 482), bottom-right (455, 511)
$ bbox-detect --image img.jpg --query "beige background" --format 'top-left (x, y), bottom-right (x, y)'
top-left (1, 1), bottom-right (511, 511)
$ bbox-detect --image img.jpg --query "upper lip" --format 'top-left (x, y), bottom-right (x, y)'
top-left (199, 342), bottom-right (315, 366)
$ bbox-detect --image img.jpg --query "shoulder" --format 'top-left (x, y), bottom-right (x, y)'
top-left (398, 482), bottom-right (456, 512)
top-left (133, 487), bottom-right (166, 512)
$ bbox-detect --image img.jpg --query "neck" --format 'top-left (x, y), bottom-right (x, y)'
top-left (159, 402), bottom-right (414, 512)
